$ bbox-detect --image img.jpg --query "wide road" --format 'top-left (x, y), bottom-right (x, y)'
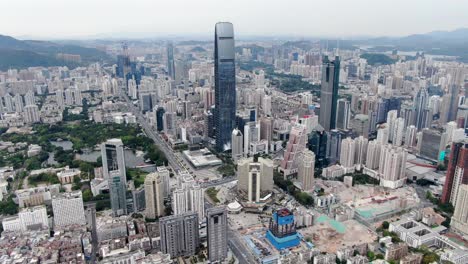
top-left (119, 88), bottom-right (184, 172)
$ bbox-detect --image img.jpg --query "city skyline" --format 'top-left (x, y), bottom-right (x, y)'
top-left (2, 0), bottom-right (468, 39)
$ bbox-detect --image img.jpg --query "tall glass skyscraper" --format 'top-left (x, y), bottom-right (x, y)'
top-left (414, 87), bottom-right (429, 130)
top-left (101, 138), bottom-right (127, 217)
top-left (214, 22), bottom-right (236, 152)
top-left (319, 56), bottom-right (340, 131)
top-left (167, 42), bottom-right (175, 80)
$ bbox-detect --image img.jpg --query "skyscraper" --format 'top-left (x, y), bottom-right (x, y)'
top-left (101, 139), bottom-right (127, 217)
top-left (379, 144), bottom-right (408, 189)
top-left (172, 173), bottom-right (205, 220)
top-left (441, 139), bottom-right (468, 204)
top-left (206, 206), bottom-right (228, 263)
top-left (319, 56), bottom-right (340, 131)
top-left (297, 149), bottom-right (315, 191)
top-left (159, 212), bottom-right (199, 258)
top-left (340, 137), bottom-right (356, 170)
top-left (214, 22), bottom-right (236, 152)
top-left (144, 172), bottom-right (165, 219)
top-left (166, 42), bottom-right (175, 80)
top-left (280, 125), bottom-right (307, 177)
top-left (414, 87), bottom-right (429, 130)
top-left (231, 128), bottom-right (243, 162)
top-left (336, 99), bottom-right (350, 130)
top-left (450, 184), bottom-right (468, 237)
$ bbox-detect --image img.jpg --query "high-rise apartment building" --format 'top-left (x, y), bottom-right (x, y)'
top-left (159, 212), bottom-right (199, 258)
top-left (206, 207), bottom-right (228, 262)
top-left (214, 22), bottom-right (236, 152)
top-left (280, 125), bottom-right (307, 177)
top-left (144, 172), bottom-right (165, 219)
top-left (379, 144), bottom-right (408, 189)
top-left (101, 139), bottom-right (127, 217)
top-left (52, 191), bottom-right (86, 228)
top-left (172, 173), bottom-right (205, 220)
top-left (450, 184), bottom-right (468, 237)
top-left (441, 139), bottom-right (468, 204)
top-left (340, 137), bottom-right (356, 170)
top-left (319, 56), bottom-right (340, 131)
top-left (297, 149), bottom-right (315, 191)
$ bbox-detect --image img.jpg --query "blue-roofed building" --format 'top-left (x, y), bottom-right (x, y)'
top-left (266, 208), bottom-right (301, 250)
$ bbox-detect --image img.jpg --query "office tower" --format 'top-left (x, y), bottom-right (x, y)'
top-left (182, 100), bottom-right (191, 120)
top-left (260, 117), bottom-right (273, 146)
top-left (366, 140), bottom-right (382, 170)
top-left (206, 207), bottom-right (228, 262)
top-left (166, 42), bottom-right (175, 80)
top-left (14, 93), bottom-right (24, 112)
top-left (392, 117), bottom-right (405, 146)
top-left (441, 140), bottom-right (468, 204)
top-left (379, 145), bottom-right (408, 189)
top-left (24, 105), bottom-right (40, 124)
top-left (214, 22), bottom-right (236, 152)
top-left (156, 107), bottom-right (165, 132)
top-left (351, 114), bottom-right (370, 138)
top-left (101, 139), bottom-right (127, 217)
top-left (3, 93), bottom-right (14, 112)
top-left (414, 87), bottom-right (429, 130)
top-left (280, 125), bottom-right (307, 177)
top-left (116, 43), bottom-right (131, 78)
top-left (159, 212), bottom-right (199, 258)
top-left (440, 85), bottom-right (460, 124)
top-left (308, 129), bottom-right (328, 168)
top-left (336, 99), bottom-right (350, 130)
top-left (52, 191), bottom-right (86, 228)
top-left (340, 137), bottom-right (356, 170)
top-left (231, 128), bottom-right (243, 162)
top-left (144, 172), bottom-right (165, 219)
top-left (172, 174), bottom-right (205, 220)
top-left (163, 112), bottom-right (176, 135)
top-left (243, 121), bottom-right (260, 156)
top-left (419, 129), bottom-right (445, 160)
top-left (319, 56), bottom-right (340, 131)
top-left (56, 89), bottom-right (64, 108)
top-left (237, 157), bottom-right (274, 202)
top-left (404, 125), bottom-right (417, 148)
top-left (297, 149), bottom-right (315, 191)
top-left (450, 184), bottom-right (468, 237)
top-left (326, 129), bottom-right (345, 164)
top-left (386, 110), bottom-right (398, 141)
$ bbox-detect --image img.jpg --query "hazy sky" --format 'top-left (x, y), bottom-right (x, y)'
top-left (2, 0), bottom-right (468, 39)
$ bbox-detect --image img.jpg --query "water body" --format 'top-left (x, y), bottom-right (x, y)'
top-left (50, 140), bottom-right (73, 150)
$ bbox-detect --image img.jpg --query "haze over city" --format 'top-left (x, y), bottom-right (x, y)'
top-left (0, 1), bottom-right (468, 264)
top-left (3, 0), bottom-right (468, 39)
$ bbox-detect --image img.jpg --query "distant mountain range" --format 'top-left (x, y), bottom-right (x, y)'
top-left (0, 35), bottom-right (110, 70)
